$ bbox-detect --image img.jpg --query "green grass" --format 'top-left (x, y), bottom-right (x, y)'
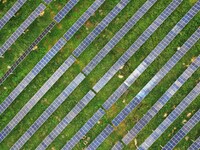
top-left (0, 0), bottom-right (200, 149)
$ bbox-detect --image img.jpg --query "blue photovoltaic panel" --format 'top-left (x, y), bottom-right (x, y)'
top-left (0, 72), bottom-right (84, 143)
top-left (82, 0), bottom-right (158, 75)
top-left (188, 136), bottom-right (200, 150)
top-left (43, 0), bottom-right (52, 4)
top-left (0, 0), bottom-right (27, 30)
top-left (60, 108), bottom-right (105, 150)
top-left (111, 141), bottom-right (124, 150)
top-left (54, 0), bottom-right (80, 23)
top-left (64, 0), bottom-right (105, 41)
top-left (9, 56), bottom-right (79, 149)
top-left (12, 90), bottom-right (95, 149)
top-left (111, 28), bottom-right (200, 127)
top-left (72, 0), bottom-right (130, 57)
top-left (92, 0), bottom-right (183, 93)
top-left (86, 124), bottom-right (114, 150)
top-left (0, 4), bottom-right (46, 56)
top-left (122, 56), bottom-right (200, 145)
top-left (0, 38), bottom-right (66, 115)
top-left (138, 83), bottom-right (200, 150)
top-left (162, 110), bottom-right (200, 150)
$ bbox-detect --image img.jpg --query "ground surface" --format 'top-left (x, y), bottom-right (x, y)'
top-left (0, 0), bottom-right (200, 149)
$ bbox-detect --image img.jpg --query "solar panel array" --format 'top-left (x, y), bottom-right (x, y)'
top-left (111, 141), bottom-right (124, 150)
top-left (64, 0), bottom-right (105, 41)
top-left (82, 0), bottom-right (158, 75)
top-left (102, 1), bottom-right (199, 110)
top-left (37, 90), bottom-right (95, 149)
top-left (73, 0), bottom-right (130, 57)
top-left (0, 0), bottom-right (105, 114)
top-left (54, 0), bottom-right (80, 23)
top-left (162, 110), bottom-right (200, 150)
top-left (139, 83), bottom-right (200, 150)
top-left (10, 1), bottom-right (129, 148)
top-left (92, 0), bottom-right (183, 93)
top-left (188, 136), bottom-right (200, 150)
top-left (0, 0), bottom-right (27, 30)
top-left (60, 108), bottom-right (105, 150)
top-left (122, 56), bottom-right (200, 145)
top-left (0, 4), bottom-right (46, 56)
top-left (86, 124), bottom-right (114, 150)
top-left (111, 27), bottom-right (200, 127)
top-left (0, 72), bottom-right (84, 143)
top-left (0, 38), bottom-right (66, 114)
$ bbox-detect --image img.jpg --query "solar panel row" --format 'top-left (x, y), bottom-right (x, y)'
top-left (102, 0), bottom-right (200, 111)
top-left (82, 0), bottom-right (158, 75)
top-left (0, 0), bottom-right (104, 114)
top-left (37, 91), bottom-right (95, 149)
top-left (86, 124), bottom-right (114, 150)
top-left (60, 108), bottom-right (105, 150)
top-left (111, 141), bottom-right (124, 150)
top-left (54, 0), bottom-right (80, 23)
top-left (0, 0), bottom-right (27, 30)
top-left (0, 0), bottom-right (79, 85)
top-left (72, 0), bottom-right (130, 57)
top-left (122, 55), bottom-right (200, 145)
top-left (10, 1), bottom-right (128, 148)
top-left (64, 0), bottom-right (105, 41)
top-left (0, 4), bottom-right (46, 56)
top-left (162, 109), bottom-right (200, 150)
top-left (139, 83), bottom-right (200, 150)
top-left (92, 0), bottom-right (183, 93)
top-left (188, 136), bottom-right (200, 150)
top-left (0, 38), bottom-right (66, 115)
top-left (0, 72), bottom-right (85, 144)
top-left (0, 21), bottom-right (56, 85)
top-left (111, 27), bottom-right (200, 127)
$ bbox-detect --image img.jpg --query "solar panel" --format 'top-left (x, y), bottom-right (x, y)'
top-left (162, 110), bottom-right (200, 150)
top-left (0, 38), bottom-right (66, 115)
top-left (64, 0), bottom-right (105, 41)
top-left (86, 124), bottom-right (114, 150)
top-left (82, 0), bottom-right (158, 75)
top-left (43, 0), bottom-right (52, 4)
top-left (138, 83), bottom-right (200, 150)
top-left (0, 4), bottom-right (46, 56)
top-left (188, 136), bottom-right (200, 150)
top-left (72, 0), bottom-right (130, 57)
top-left (0, 21), bottom-right (56, 85)
top-left (111, 28), bottom-right (200, 127)
top-left (111, 141), bottom-right (124, 150)
top-left (12, 90), bottom-right (95, 149)
top-left (102, 1), bottom-right (199, 110)
top-left (122, 56), bottom-right (200, 145)
top-left (0, 0), bottom-right (27, 30)
top-left (60, 108), bottom-right (105, 150)
top-left (92, 0), bottom-right (183, 93)
top-left (54, 0), bottom-right (80, 23)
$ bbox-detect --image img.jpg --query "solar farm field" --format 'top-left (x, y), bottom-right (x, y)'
top-left (0, 0), bottom-right (200, 150)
